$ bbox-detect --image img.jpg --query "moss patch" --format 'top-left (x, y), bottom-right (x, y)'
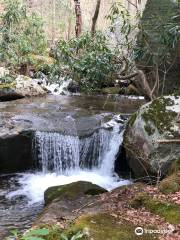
top-left (142, 97), bottom-right (177, 134)
top-left (159, 172), bottom-right (180, 194)
top-left (0, 82), bottom-right (16, 89)
top-left (130, 193), bottom-right (180, 224)
top-left (168, 159), bottom-right (180, 175)
top-left (44, 181), bottom-right (107, 205)
top-left (67, 213), bottom-right (157, 240)
top-left (144, 123), bottom-right (155, 136)
top-left (126, 112), bottom-right (137, 128)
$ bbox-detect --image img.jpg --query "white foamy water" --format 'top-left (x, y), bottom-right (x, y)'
top-left (44, 78), bottom-right (72, 95)
top-left (7, 171), bottom-right (131, 204)
top-left (7, 119), bottom-right (131, 204)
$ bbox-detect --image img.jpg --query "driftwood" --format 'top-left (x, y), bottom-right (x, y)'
top-left (117, 72), bottom-right (138, 80)
top-left (116, 70), bottom-right (155, 101)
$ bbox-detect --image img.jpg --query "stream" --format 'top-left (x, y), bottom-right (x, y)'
top-left (0, 95), bottom-right (145, 239)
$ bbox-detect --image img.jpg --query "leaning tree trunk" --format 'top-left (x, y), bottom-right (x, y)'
top-left (91, 0), bottom-right (101, 36)
top-left (74, 0), bottom-right (82, 37)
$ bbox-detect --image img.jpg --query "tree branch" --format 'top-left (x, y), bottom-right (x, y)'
top-left (117, 72), bottom-right (138, 80)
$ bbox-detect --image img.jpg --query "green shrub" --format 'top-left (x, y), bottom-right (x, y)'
top-left (0, 0), bottom-right (47, 73)
top-left (6, 228), bottom-right (84, 240)
top-left (51, 32), bottom-right (117, 91)
top-left (7, 228), bottom-right (49, 240)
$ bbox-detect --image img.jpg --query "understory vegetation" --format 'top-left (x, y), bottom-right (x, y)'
top-left (49, 32), bottom-right (117, 91)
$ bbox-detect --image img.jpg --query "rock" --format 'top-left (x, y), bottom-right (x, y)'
top-left (67, 81), bottom-right (80, 93)
top-left (123, 96), bottom-right (180, 178)
top-left (159, 172), bottom-right (180, 194)
top-left (44, 181), bottom-right (107, 205)
top-left (1, 95), bottom-right (139, 173)
top-left (0, 67), bottom-right (9, 78)
top-left (0, 130), bottom-right (33, 172)
top-left (15, 75), bottom-right (47, 97)
top-left (36, 183), bottom-right (167, 240)
top-left (37, 181), bottom-right (106, 225)
top-left (0, 75), bottom-right (46, 101)
top-left (0, 83), bottom-right (23, 101)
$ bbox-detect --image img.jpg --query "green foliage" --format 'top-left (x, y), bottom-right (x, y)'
top-left (107, 1), bottom-right (180, 95)
top-left (6, 228), bottom-right (49, 240)
top-left (61, 231), bottom-right (84, 240)
top-left (0, 0), bottom-right (47, 70)
top-left (134, 13), bottom-right (180, 68)
top-left (0, 74), bottom-right (14, 84)
top-left (6, 227), bottom-right (84, 240)
top-left (106, 2), bottom-right (138, 73)
top-left (51, 32), bottom-right (117, 91)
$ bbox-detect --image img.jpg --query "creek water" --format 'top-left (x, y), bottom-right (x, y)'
top-left (0, 95), bottom-right (144, 239)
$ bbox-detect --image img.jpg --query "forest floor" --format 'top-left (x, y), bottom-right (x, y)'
top-left (36, 182), bottom-right (180, 240)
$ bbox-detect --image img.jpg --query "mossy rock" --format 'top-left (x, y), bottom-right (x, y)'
top-left (142, 97), bottom-right (177, 134)
top-left (44, 181), bottom-right (107, 205)
top-left (0, 82), bottom-right (16, 89)
top-left (130, 193), bottom-right (180, 224)
top-left (159, 172), bottom-right (180, 194)
top-left (168, 159), bottom-right (180, 175)
top-left (65, 213), bottom-right (157, 240)
top-left (123, 95), bottom-right (180, 178)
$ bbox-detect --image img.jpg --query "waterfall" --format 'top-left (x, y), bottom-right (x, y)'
top-left (33, 123), bottom-right (124, 175)
top-left (7, 120), bottom-right (130, 204)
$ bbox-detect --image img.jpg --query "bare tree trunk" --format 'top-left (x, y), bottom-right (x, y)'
top-left (91, 0), bottom-right (101, 36)
top-left (51, 0), bottom-right (56, 44)
top-left (74, 0), bottom-right (82, 37)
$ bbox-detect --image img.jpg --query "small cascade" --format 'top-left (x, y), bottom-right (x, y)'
top-left (34, 133), bottom-right (80, 173)
top-left (100, 124), bottom-right (124, 175)
top-left (40, 75), bottom-right (72, 95)
top-left (33, 122), bottom-right (124, 175)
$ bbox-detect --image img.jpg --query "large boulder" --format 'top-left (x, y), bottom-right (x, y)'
top-left (37, 181), bottom-right (107, 225)
top-left (123, 95), bottom-right (180, 178)
top-left (44, 181), bottom-right (107, 205)
top-left (0, 75), bottom-right (46, 101)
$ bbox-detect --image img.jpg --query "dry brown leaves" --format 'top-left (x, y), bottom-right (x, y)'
top-left (97, 184), bottom-right (180, 240)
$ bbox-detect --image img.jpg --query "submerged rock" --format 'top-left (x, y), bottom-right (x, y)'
top-left (44, 181), bottom-right (107, 205)
top-left (124, 96), bottom-right (180, 178)
top-left (67, 81), bottom-right (80, 93)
